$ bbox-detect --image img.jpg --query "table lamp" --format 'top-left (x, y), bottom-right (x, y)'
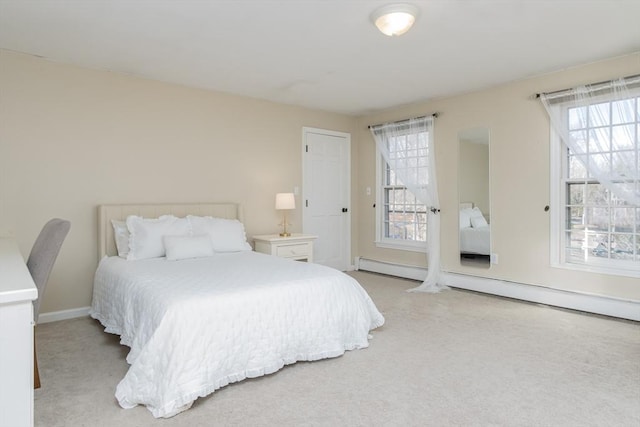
top-left (275, 193), bottom-right (295, 237)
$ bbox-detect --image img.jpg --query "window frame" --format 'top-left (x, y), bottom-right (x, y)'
top-left (549, 93), bottom-right (640, 279)
top-left (374, 130), bottom-right (429, 253)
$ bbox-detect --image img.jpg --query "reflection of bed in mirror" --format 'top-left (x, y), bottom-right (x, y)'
top-left (459, 202), bottom-right (490, 256)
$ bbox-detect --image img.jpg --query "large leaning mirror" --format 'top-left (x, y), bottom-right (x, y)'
top-left (458, 127), bottom-right (491, 268)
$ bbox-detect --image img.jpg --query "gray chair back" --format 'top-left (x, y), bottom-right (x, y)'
top-left (27, 218), bottom-right (71, 322)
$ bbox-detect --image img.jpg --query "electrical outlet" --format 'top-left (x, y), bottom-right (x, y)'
top-left (366, 187), bottom-right (371, 196)
top-left (491, 253), bottom-right (499, 264)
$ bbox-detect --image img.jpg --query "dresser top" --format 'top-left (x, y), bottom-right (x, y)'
top-left (0, 238), bottom-right (37, 304)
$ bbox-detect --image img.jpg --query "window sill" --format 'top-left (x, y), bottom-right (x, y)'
top-left (551, 260), bottom-right (640, 279)
top-left (375, 240), bottom-right (427, 253)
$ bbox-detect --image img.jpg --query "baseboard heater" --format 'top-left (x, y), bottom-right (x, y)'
top-left (37, 260), bottom-right (638, 323)
top-left (355, 257), bottom-right (639, 322)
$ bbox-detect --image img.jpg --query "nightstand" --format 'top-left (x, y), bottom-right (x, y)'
top-left (253, 234), bottom-right (318, 262)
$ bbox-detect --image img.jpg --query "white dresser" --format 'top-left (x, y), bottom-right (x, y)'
top-left (0, 238), bottom-right (37, 427)
top-left (253, 234), bottom-right (317, 262)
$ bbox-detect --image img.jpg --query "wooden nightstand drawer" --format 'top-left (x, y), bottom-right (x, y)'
top-left (276, 242), bottom-right (311, 258)
top-left (252, 234), bottom-right (318, 262)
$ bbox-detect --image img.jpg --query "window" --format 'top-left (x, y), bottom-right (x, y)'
top-left (376, 125), bottom-right (429, 251)
top-left (551, 92), bottom-right (639, 277)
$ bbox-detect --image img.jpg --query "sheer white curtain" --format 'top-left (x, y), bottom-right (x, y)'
top-left (370, 116), bottom-right (448, 293)
top-left (539, 75), bottom-right (640, 206)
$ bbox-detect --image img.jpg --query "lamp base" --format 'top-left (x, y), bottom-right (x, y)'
top-left (279, 232), bottom-right (291, 237)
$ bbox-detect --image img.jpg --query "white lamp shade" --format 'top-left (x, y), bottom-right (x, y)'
top-left (275, 193), bottom-right (295, 210)
top-left (371, 3), bottom-right (418, 36)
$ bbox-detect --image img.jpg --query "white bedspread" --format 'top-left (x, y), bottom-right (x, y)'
top-left (460, 226), bottom-right (490, 255)
top-left (89, 251), bottom-right (384, 418)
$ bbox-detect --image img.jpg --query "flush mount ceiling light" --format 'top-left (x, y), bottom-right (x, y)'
top-left (371, 3), bottom-right (419, 36)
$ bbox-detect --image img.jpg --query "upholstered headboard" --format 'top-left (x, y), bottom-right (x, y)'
top-left (97, 203), bottom-right (244, 260)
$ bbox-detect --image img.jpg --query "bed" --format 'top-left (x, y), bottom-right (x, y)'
top-left (459, 202), bottom-right (490, 256)
top-left (89, 203), bottom-right (385, 418)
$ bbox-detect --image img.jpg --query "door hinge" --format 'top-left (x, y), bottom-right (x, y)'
top-left (305, 145), bottom-right (308, 153)
top-left (306, 199), bottom-right (309, 207)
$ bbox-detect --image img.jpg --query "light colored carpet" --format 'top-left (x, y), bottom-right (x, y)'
top-left (35, 271), bottom-right (640, 426)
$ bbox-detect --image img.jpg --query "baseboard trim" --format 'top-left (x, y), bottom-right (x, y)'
top-left (36, 260), bottom-right (640, 323)
top-left (355, 257), bottom-right (639, 321)
top-left (355, 257), bottom-right (426, 281)
top-left (38, 306), bottom-right (90, 324)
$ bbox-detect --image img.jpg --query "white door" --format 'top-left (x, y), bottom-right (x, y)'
top-left (302, 127), bottom-right (351, 271)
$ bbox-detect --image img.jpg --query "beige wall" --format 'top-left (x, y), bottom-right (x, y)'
top-left (2, 49), bottom-right (639, 314)
top-left (0, 50), bottom-right (358, 313)
top-left (459, 140), bottom-right (490, 217)
top-left (357, 52), bottom-right (640, 301)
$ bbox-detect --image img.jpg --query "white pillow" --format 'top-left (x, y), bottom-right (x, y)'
top-left (111, 219), bottom-right (130, 258)
top-left (164, 235), bottom-right (214, 261)
top-left (459, 210), bottom-right (471, 229)
top-left (471, 215), bottom-right (489, 228)
top-left (188, 215), bottom-right (252, 253)
top-left (126, 215), bottom-right (191, 260)
top-left (469, 207), bottom-right (484, 218)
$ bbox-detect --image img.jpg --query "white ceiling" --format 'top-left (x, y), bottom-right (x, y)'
top-left (1, 0), bottom-right (639, 116)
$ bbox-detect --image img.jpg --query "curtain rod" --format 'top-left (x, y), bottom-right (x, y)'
top-left (535, 74), bottom-right (640, 99)
top-left (368, 112), bottom-right (439, 129)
